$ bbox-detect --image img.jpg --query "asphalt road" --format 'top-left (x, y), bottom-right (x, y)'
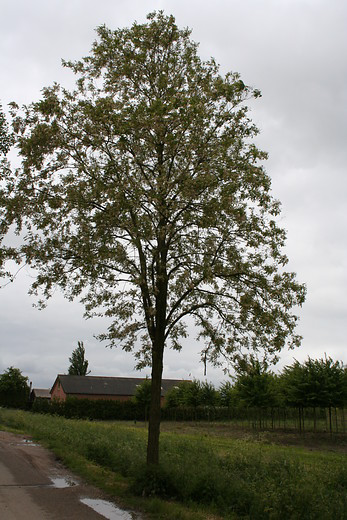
top-left (0, 430), bottom-right (140, 519)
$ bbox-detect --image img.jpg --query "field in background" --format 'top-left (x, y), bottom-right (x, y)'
top-left (159, 419), bottom-right (347, 454)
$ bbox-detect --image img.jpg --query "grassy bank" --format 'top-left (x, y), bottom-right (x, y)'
top-left (0, 408), bottom-right (346, 519)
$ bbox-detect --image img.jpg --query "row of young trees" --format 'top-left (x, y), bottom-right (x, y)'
top-left (161, 356), bottom-right (347, 412)
top-left (1, 355), bottom-right (345, 414)
top-left (160, 356), bottom-right (347, 432)
top-left (1, 356), bottom-right (346, 434)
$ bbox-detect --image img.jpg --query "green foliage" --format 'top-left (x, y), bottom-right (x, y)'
top-left (234, 356), bottom-right (279, 408)
top-left (0, 104), bottom-right (14, 281)
top-left (163, 385), bottom-right (181, 408)
top-left (0, 11), bottom-right (306, 465)
top-left (281, 359), bottom-right (312, 408)
top-left (133, 378), bottom-right (152, 407)
top-left (1, 11), bottom-right (305, 367)
top-left (68, 341), bottom-right (90, 375)
top-left (0, 103), bottom-right (12, 155)
top-left (133, 378), bottom-right (152, 421)
top-left (181, 380), bottom-right (203, 408)
top-left (0, 409), bottom-right (346, 520)
top-left (164, 380), bottom-right (223, 421)
top-left (131, 464), bottom-right (177, 498)
top-left (32, 396), bottom-right (143, 421)
top-left (199, 381), bottom-right (220, 407)
top-left (219, 381), bottom-right (238, 407)
top-left (165, 380), bottom-right (202, 408)
top-left (0, 367), bottom-right (30, 408)
top-left (163, 357), bottom-right (347, 429)
top-left (281, 356), bottom-right (346, 409)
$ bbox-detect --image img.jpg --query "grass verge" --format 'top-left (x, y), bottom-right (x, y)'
top-left (1, 409), bottom-right (346, 519)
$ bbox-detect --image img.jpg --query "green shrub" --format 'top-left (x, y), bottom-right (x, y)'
top-left (131, 464), bottom-right (178, 498)
top-left (32, 397), bottom-right (143, 421)
top-left (0, 367), bottom-right (30, 409)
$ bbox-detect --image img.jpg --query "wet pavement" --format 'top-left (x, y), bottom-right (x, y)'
top-left (81, 499), bottom-right (135, 519)
top-left (0, 430), bottom-right (142, 519)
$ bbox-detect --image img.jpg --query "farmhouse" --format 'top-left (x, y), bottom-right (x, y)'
top-left (50, 374), bottom-right (187, 403)
top-left (30, 388), bottom-right (51, 401)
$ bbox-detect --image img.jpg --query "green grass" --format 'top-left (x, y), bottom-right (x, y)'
top-left (1, 409), bottom-right (346, 519)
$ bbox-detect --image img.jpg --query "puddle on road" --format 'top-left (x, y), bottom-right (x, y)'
top-left (50, 476), bottom-right (78, 488)
top-left (18, 439), bottom-right (41, 447)
top-left (81, 498), bottom-right (138, 519)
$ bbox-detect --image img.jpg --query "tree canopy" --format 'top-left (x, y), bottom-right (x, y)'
top-left (0, 103), bottom-right (12, 156)
top-left (281, 356), bottom-right (345, 410)
top-left (68, 340), bottom-right (90, 375)
top-left (0, 366), bottom-right (30, 408)
top-left (234, 356), bottom-right (278, 408)
top-left (133, 378), bottom-right (152, 421)
top-left (0, 12), bottom-right (305, 464)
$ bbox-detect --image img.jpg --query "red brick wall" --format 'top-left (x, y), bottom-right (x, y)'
top-left (50, 380), bottom-right (67, 401)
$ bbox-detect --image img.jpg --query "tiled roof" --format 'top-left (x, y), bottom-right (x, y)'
top-left (53, 375), bottom-right (188, 397)
top-left (32, 388), bottom-right (51, 399)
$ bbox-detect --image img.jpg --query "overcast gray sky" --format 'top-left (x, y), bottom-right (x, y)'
top-left (1, 0), bottom-right (346, 389)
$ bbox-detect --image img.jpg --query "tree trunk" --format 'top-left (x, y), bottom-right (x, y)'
top-left (329, 406), bottom-right (332, 436)
top-left (146, 215), bottom-right (168, 466)
top-left (146, 339), bottom-right (164, 466)
top-left (342, 407), bottom-right (345, 433)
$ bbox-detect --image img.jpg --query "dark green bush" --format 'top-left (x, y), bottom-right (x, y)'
top-left (32, 397), bottom-right (143, 421)
top-left (131, 464), bottom-right (178, 499)
top-left (0, 367), bottom-right (30, 409)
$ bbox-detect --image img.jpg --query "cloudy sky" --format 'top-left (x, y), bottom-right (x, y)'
top-left (0, 0), bottom-right (346, 389)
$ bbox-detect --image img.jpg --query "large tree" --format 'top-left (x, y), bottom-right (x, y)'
top-left (0, 12), bottom-right (305, 464)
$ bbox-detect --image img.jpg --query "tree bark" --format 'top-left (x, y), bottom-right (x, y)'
top-left (146, 214), bottom-right (168, 466)
top-left (147, 340), bottom-right (164, 465)
top-left (329, 405), bottom-right (332, 436)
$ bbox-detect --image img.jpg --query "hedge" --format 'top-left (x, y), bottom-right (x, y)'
top-left (32, 397), bottom-right (145, 421)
